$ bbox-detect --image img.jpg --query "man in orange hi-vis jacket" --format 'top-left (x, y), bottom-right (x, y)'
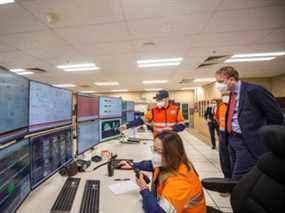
top-left (119, 90), bottom-right (185, 136)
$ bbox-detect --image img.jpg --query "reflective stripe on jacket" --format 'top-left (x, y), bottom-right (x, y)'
top-left (144, 103), bottom-right (184, 134)
top-left (153, 164), bottom-right (206, 213)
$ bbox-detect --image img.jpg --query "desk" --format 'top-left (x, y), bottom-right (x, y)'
top-left (18, 129), bottom-right (154, 213)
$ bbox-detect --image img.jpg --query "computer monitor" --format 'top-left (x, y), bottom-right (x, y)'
top-left (126, 101), bottom-right (135, 111)
top-left (100, 119), bottom-right (121, 141)
top-left (29, 81), bottom-right (72, 132)
top-left (121, 111), bottom-right (127, 124)
top-left (99, 97), bottom-right (122, 119)
top-left (77, 120), bottom-right (100, 155)
top-left (0, 138), bottom-right (31, 213)
top-left (126, 111), bottom-right (135, 122)
top-left (0, 68), bottom-right (29, 144)
top-left (122, 101), bottom-right (127, 112)
top-left (30, 127), bottom-right (73, 188)
top-left (77, 94), bottom-right (99, 122)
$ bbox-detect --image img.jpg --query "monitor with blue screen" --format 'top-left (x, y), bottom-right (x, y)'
top-left (99, 97), bottom-right (122, 119)
top-left (30, 127), bottom-right (73, 188)
top-left (0, 68), bottom-right (29, 144)
top-left (0, 138), bottom-right (31, 213)
top-left (77, 120), bottom-right (100, 154)
top-left (126, 101), bottom-right (135, 111)
top-left (126, 111), bottom-right (135, 122)
top-left (29, 81), bottom-right (72, 132)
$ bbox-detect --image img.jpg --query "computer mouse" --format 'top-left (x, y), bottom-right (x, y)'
top-left (91, 155), bottom-right (102, 162)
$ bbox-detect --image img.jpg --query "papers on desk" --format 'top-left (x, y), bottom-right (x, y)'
top-left (108, 180), bottom-right (139, 195)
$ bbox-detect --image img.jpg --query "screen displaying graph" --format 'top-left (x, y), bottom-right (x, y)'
top-left (99, 97), bottom-right (122, 118)
top-left (100, 119), bottom-right (121, 141)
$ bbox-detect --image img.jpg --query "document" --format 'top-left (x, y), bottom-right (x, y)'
top-left (108, 180), bottom-right (139, 195)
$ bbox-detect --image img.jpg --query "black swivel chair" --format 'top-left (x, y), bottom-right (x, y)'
top-left (204, 125), bottom-right (285, 213)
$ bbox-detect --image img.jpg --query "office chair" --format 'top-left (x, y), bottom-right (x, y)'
top-left (204, 125), bottom-right (285, 213)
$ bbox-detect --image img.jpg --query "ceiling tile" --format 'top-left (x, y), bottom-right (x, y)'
top-left (128, 13), bottom-right (212, 38)
top-left (187, 30), bottom-right (271, 48)
top-left (0, 51), bottom-right (44, 68)
top-left (21, 0), bottom-right (123, 28)
top-left (0, 41), bottom-right (17, 52)
top-left (262, 28), bottom-right (285, 43)
top-left (0, 4), bottom-right (47, 35)
top-left (218, 0), bottom-right (285, 10)
top-left (122, 0), bottom-right (221, 20)
top-left (54, 23), bottom-right (130, 45)
top-left (0, 30), bottom-right (69, 50)
top-left (204, 6), bottom-right (285, 33)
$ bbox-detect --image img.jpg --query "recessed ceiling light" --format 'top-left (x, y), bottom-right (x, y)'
top-left (80, 90), bottom-right (96, 94)
top-left (94, 82), bottom-right (119, 86)
top-left (57, 63), bottom-right (96, 69)
top-left (142, 80), bottom-right (168, 84)
top-left (10, 68), bottom-right (25, 73)
top-left (138, 62), bottom-right (181, 68)
top-left (53, 84), bottom-right (76, 88)
top-left (0, 0), bottom-right (14, 5)
top-left (64, 67), bottom-right (100, 72)
top-left (137, 58), bottom-right (183, 64)
top-left (17, 71), bottom-right (34, 75)
top-left (232, 52), bottom-right (285, 58)
top-left (193, 78), bottom-right (216, 83)
top-left (225, 57), bottom-right (275, 63)
top-left (144, 88), bottom-right (162, 91)
top-left (111, 89), bottom-right (128, 92)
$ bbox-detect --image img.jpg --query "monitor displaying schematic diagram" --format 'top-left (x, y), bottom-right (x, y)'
top-left (77, 94), bottom-right (99, 122)
top-left (0, 68), bottom-right (29, 144)
top-left (99, 97), bottom-right (122, 119)
top-left (29, 81), bottom-right (72, 132)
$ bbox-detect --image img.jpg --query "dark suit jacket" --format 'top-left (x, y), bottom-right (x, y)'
top-left (204, 107), bottom-right (216, 123)
top-left (226, 81), bottom-right (284, 159)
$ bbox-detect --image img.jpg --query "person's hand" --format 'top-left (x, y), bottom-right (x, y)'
top-left (136, 172), bottom-right (149, 191)
top-left (118, 160), bottom-right (132, 169)
top-left (118, 124), bottom-right (127, 132)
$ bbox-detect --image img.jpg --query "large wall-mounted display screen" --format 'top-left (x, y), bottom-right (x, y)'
top-left (0, 139), bottom-right (31, 213)
top-left (29, 81), bottom-right (72, 132)
top-left (99, 97), bottom-right (122, 119)
top-left (77, 95), bottom-right (99, 122)
top-left (0, 68), bottom-right (29, 144)
top-left (30, 128), bottom-right (73, 188)
top-left (77, 120), bottom-right (100, 154)
top-left (100, 119), bottom-right (121, 141)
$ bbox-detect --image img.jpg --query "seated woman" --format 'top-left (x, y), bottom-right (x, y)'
top-left (119, 130), bottom-right (206, 213)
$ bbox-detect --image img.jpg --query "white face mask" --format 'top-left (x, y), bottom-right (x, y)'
top-left (152, 152), bottom-right (163, 168)
top-left (157, 101), bottom-right (165, 108)
top-left (216, 82), bottom-right (227, 93)
top-left (222, 96), bottom-right (230, 103)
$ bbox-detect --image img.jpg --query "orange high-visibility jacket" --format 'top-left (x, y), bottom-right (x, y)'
top-left (215, 103), bottom-right (227, 131)
top-left (144, 103), bottom-right (184, 134)
top-left (153, 164), bottom-right (206, 213)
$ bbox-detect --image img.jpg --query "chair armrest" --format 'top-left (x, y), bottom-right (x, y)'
top-left (202, 178), bottom-right (238, 193)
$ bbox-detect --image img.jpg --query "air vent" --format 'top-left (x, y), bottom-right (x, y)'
top-left (180, 78), bottom-right (194, 84)
top-left (26, 67), bottom-right (47, 73)
top-left (197, 55), bottom-right (230, 69)
top-left (80, 85), bottom-right (91, 88)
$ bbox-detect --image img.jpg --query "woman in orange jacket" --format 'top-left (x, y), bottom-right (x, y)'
top-left (119, 130), bottom-right (206, 213)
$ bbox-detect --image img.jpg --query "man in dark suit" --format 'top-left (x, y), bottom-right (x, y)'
top-left (204, 100), bottom-right (219, 149)
top-left (216, 66), bottom-right (283, 181)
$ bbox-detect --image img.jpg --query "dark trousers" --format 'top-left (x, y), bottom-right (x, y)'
top-left (228, 135), bottom-right (257, 181)
top-left (208, 122), bottom-right (218, 148)
top-left (218, 131), bottom-right (232, 179)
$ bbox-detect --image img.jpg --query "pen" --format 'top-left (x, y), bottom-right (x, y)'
top-left (114, 178), bottom-right (131, 181)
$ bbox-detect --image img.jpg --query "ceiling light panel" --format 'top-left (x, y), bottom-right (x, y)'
top-left (94, 82), bottom-right (120, 86)
top-left (53, 84), bottom-right (76, 88)
top-left (225, 57), bottom-right (275, 63)
top-left (193, 78), bottom-right (216, 83)
top-left (232, 52), bottom-right (285, 58)
top-left (142, 80), bottom-right (168, 84)
top-left (0, 0), bottom-right (14, 5)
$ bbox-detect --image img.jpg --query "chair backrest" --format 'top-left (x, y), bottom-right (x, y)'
top-left (231, 125), bottom-right (285, 213)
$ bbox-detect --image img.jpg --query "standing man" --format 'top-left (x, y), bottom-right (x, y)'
top-left (215, 93), bottom-right (231, 180)
top-left (216, 66), bottom-right (283, 180)
top-left (204, 100), bottom-right (219, 149)
top-left (119, 90), bottom-right (185, 135)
